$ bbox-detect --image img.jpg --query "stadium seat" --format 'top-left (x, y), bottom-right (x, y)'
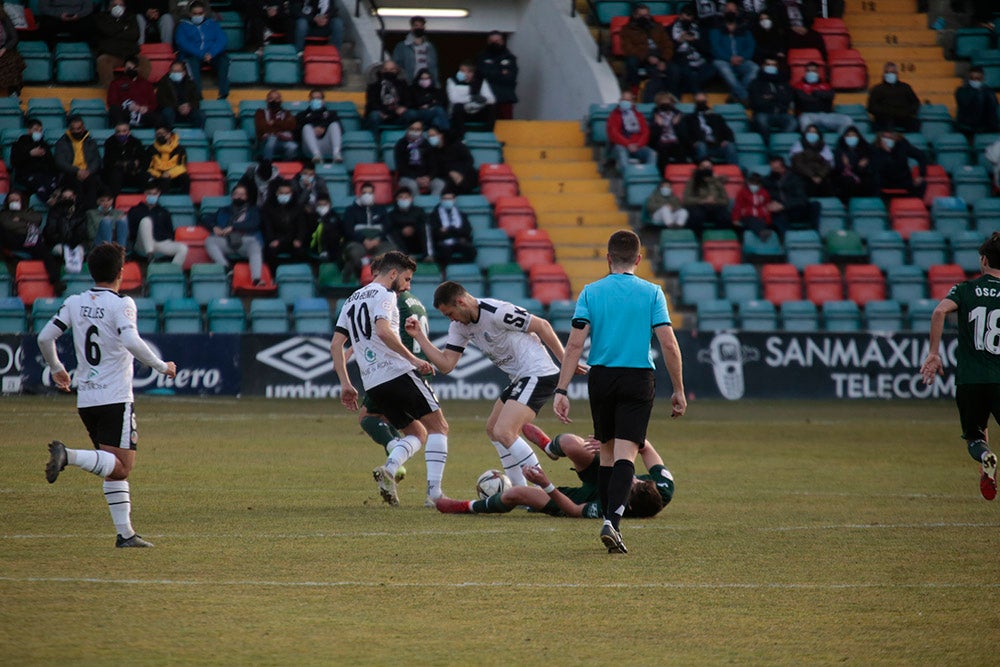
top-left (787, 48), bottom-right (824, 87)
top-left (187, 162), bottom-right (225, 205)
top-left (844, 264), bottom-right (886, 305)
top-left (465, 132), bottom-right (504, 167)
top-left (714, 164), bottom-right (744, 201)
top-left (909, 230), bottom-right (949, 272)
top-left (0, 263), bottom-right (10, 297)
top-left (784, 230), bottom-right (823, 270)
top-left (62, 270), bottom-right (93, 296)
top-left (20, 41), bottom-right (51, 83)
top-left (696, 299), bottom-right (735, 331)
top-left (887, 264), bottom-right (926, 306)
top-left (917, 104), bottom-right (954, 142)
top-left (68, 98), bottom-right (107, 131)
top-left (622, 161), bottom-right (660, 209)
top-left (528, 263), bottom-right (572, 306)
top-left (162, 297), bottom-right (202, 333)
top-left (29, 297), bottom-right (60, 333)
top-left (907, 299), bottom-right (938, 332)
top-left (930, 196), bottom-right (970, 241)
top-left (594, 0), bottom-right (631, 25)
top-left (352, 163), bottom-right (393, 205)
top-left (275, 263), bottom-right (315, 303)
top-left (955, 27), bottom-right (993, 59)
top-left (547, 299), bottom-right (576, 332)
top-left (889, 198), bottom-right (930, 240)
top-left (813, 17), bottom-right (851, 51)
top-left (407, 269), bottom-right (439, 306)
top-left (742, 230), bottom-right (785, 263)
top-left (494, 196), bottom-right (537, 237)
top-left (140, 43), bottom-right (175, 83)
top-left (932, 134), bottom-right (972, 174)
top-left (174, 226), bottom-right (211, 270)
top-left (232, 263), bottom-right (276, 296)
top-left (738, 299), bottom-right (777, 331)
top-left (262, 44), bottom-right (301, 85)
top-left (951, 230), bottom-right (985, 273)
top-left (664, 163), bottom-right (696, 190)
top-left (720, 263), bottom-right (759, 302)
top-left (54, 43), bottom-right (94, 83)
top-left (822, 300), bottom-right (861, 332)
top-left (513, 229), bottom-right (555, 271)
top-left (475, 228), bottom-right (512, 270)
top-left (701, 229), bottom-right (741, 271)
top-left (827, 49), bottom-right (868, 91)
top-left (249, 298), bottom-right (289, 333)
top-left (804, 264), bottom-right (843, 305)
top-left (146, 263), bottom-right (186, 303)
top-left (679, 261), bottom-right (718, 304)
top-left (659, 228), bottom-right (699, 273)
top-left (815, 197), bottom-right (848, 237)
top-left (455, 194), bottom-right (493, 232)
top-left (340, 131), bottom-right (378, 171)
top-left (952, 165), bottom-right (992, 203)
top-left (865, 299), bottom-right (903, 331)
top-left (161, 193), bottom-right (198, 228)
top-left (316, 262), bottom-right (359, 297)
top-left (26, 98), bottom-right (66, 131)
top-left (486, 262), bottom-right (528, 302)
top-left (189, 263), bottom-right (229, 305)
top-left (0, 295), bottom-right (25, 332)
top-left (303, 45), bottom-right (342, 86)
top-left (761, 263), bottom-right (801, 305)
top-left (212, 130), bottom-right (254, 165)
top-left (734, 132), bottom-right (767, 169)
top-left (974, 198), bottom-right (1000, 236)
top-left (202, 99), bottom-right (237, 136)
top-left (780, 300), bottom-right (820, 332)
top-left (479, 164), bottom-right (519, 204)
top-left (293, 297), bottom-right (332, 334)
top-left (206, 297), bottom-right (246, 333)
top-left (866, 230), bottom-right (905, 272)
top-left (445, 263), bottom-right (486, 296)
top-left (824, 229), bottom-right (867, 263)
top-left (928, 264), bottom-right (967, 300)
top-left (131, 297), bottom-right (158, 333)
top-left (378, 129), bottom-right (405, 170)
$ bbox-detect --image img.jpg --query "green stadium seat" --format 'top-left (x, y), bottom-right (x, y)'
top-left (249, 299), bottom-right (289, 333)
top-left (887, 264), bottom-right (926, 306)
top-left (162, 297), bottom-right (202, 333)
top-left (822, 300), bottom-right (861, 332)
top-left (486, 262), bottom-right (528, 302)
top-left (146, 263), bottom-right (186, 303)
top-left (190, 264), bottom-right (229, 305)
top-left (293, 297), bottom-right (332, 334)
top-left (720, 263), bottom-right (759, 302)
top-left (207, 297), bottom-right (245, 333)
top-left (865, 299), bottom-right (903, 331)
top-left (679, 261), bottom-right (718, 304)
top-left (0, 296), bottom-right (26, 333)
top-left (738, 299), bottom-right (777, 331)
top-left (659, 228), bottom-right (699, 273)
top-left (909, 230), bottom-right (948, 272)
top-left (780, 300), bottom-right (819, 332)
top-left (696, 299), bottom-right (735, 331)
top-left (316, 262), bottom-right (359, 298)
top-left (784, 229), bottom-right (823, 270)
top-left (825, 229), bottom-right (867, 262)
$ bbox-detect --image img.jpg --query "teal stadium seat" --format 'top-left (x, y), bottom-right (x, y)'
top-left (908, 230), bottom-right (948, 272)
top-left (27, 98), bottom-right (66, 131)
top-left (954, 27), bottom-right (993, 59)
top-left (867, 230), bottom-right (906, 272)
top-left (696, 299), bottom-right (735, 331)
top-left (588, 103), bottom-right (613, 144)
top-left (54, 43), bottom-right (94, 83)
top-left (486, 262), bottom-right (528, 302)
top-left (341, 130), bottom-right (378, 172)
top-left (30, 297), bottom-right (60, 333)
top-left (69, 98), bottom-right (108, 131)
top-left (784, 229), bottom-right (823, 270)
top-left (201, 99), bottom-right (237, 135)
top-left (780, 300), bottom-right (820, 332)
top-left (160, 194), bottom-right (197, 228)
top-left (815, 197), bottom-right (847, 237)
top-left (263, 45), bottom-right (301, 85)
top-left (0, 296), bottom-right (26, 333)
top-left (0, 98), bottom-right (22, 132)
top-left (917, 104), bottom-right (954, 141)
top-left (659, 228), bottom-right (699, 273)
top-left (720, 263), bottom-right (759, 302)
top-left (275, 263), bottom-right (315, 303)
top-left (887, 264), bottom-right (926, 306)
top-left (930, 196), bottom-right (970, 241)
top-left (189, 264), bottom-right (229, 305)
top-left (0, 263), bottom-right (10, 297)
top-left (229, 52), bottom-right (261, 85)
top-left (475, 229), bottom-right (512, 270)
top-left (465, 132), bottom-right (504, 167)
top-left (951, 230), bottom-right (985, 273)
top-left (768, 132), bottom-right (800, 156)
top-left (378, 129), bottom-right (406, 171)
top-left (594, 1), bottom-right (631, 26)
top-left (547, 299), bottom-right (576, 332)
top-left (146, 263), bottom-right (186, 303)
top-left (445, 263), bottom-right (486, 296)
top-left (207, 297), bottom-right (246, 333)
top-left (622, 161), bottom-right (660, 208)
top-left (175, 128), bottom-right (210, 162)
top-left (974, 198), bottom-right (1000, 236)
top-left (211, 129), bottom-right (254, 165)
top-left (162, 297), bottom-right (202, 333)
top-left (738, 299), bottom-right (777, 331)
top-left (132, 297), bottom-right (159, 333)
top-left (316, 163), bottom-right (351, 200)
top-left (218, 11), bottom-right (245, 51)
top-left (822, 300), bottom-right (861, 332)
top-left (293, 297), bottom-right (332, 334)
top-left (249, 299), bottom-right (290, 333)
top-left (742, 230), bottom-right (785, 262)
top-left (907, 299), bottom-right (938, 332)
top-left (972, 132), bottom-right (1000, 161)
top-left (864, 299), bottom-right (903, 331)
top-left (952, 165), bottom-right (992, 202)
top-left (456, 194), bottom-right (493, 232)
top-left (679, 261), bottom-right (718, 304)
top-left (932, 133), bottom-right (972, 173)
top-left (20, 41), bottom-right (51, 83)
top-left (734, 132), bottom-right (766, 169)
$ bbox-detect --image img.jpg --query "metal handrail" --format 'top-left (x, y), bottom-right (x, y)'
top-left (355, 0), bottom-right (387, 60)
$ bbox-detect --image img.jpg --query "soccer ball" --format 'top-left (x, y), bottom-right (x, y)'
top-left (475, 469), bottom-right (512, 500)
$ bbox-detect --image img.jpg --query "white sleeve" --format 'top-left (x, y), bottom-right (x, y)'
top-left (120, 328), bottom-right (169, 374)
top-left (481, 80), bottom-right (496, 105)
top-left (37, 321), bottom-right (66, 374)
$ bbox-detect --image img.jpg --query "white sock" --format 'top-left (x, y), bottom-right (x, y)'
top-left (67, 449), bottom-right (117, 478)
top-left (425, 433), bottom-right (448, 499)
top-left (103, 480), bottom-right (134, 538)
top-left (505, 437), bottom-right (540, 486)
top-left (492, 440), bottom-right (527, 486)
top-left (385, 435), bottom-right (422, 477)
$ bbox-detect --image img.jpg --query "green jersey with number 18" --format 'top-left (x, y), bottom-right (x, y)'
top-left (397, 290), bottom-right (429, 360)
top-left (947, 274), bottom-right (1000, 385)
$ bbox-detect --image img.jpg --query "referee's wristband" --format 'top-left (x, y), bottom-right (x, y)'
top-left (542, 483), bottom-right (556, 494)
top-left (554, 388), bottom-right (568, 396)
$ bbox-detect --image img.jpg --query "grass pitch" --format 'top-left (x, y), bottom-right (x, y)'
top-left (1, 396), bottom-right (998, 665)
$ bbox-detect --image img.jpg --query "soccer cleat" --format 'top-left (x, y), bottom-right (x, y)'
top-left (394, 465), bottom-right (406, 483)
top-left (435, 497), bottom-right (472, 514)
top-left (980, 452), bottom-right (998, 501)
top-left (521, 422), bottom-right (556, 460)
top-left (372, 465), bottom-right (399, 507)
top-left (115, 534), bottom-right (154, 548)
top-left (600, 522), bottom-right (628, 554)
top-left (45, 440), bottom-right (68, 484)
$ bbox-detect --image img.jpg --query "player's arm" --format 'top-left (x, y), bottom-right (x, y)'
top-left (120, 329), bottom-right (175, 377)
top-left (376, 317), bottom-right (430, 373)
top-left (404, 316), bottom-right (462, 373)
top-left (330, 329), bottom-right (358, 410)
top-left (921, 298), bottom-right (958, 383)
top-left (522, 464), bottom-right (584, 517)
top-left (553, 322), bottom-right (588, 423)
top-left (654, 324), bottom-right (686, 418)
top-left (527, 315), bottom-right (575, 369)
top-left (37, 318), bottom-right (70, 391)
top-left (638, 440), bottom-right (663, 472)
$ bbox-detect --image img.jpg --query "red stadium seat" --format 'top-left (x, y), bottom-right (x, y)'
top-left (495, 196), bottom-right (536, 237)
top-left (115, 194), bottom-right (146, 211)
top-left (609, 16), bottom-right (629, 57)
top-left (889, 197), bottom-right (930, 240)
top-left (714, 164), bottom-right (744, 202)
top-left (273, 161), bottom-right (303, 180)
top-left (928, 264), bottom-right (967, 300)
top-left (701, 239), bottom-right (741, 271)
top-left (813, 18), bottom-right (851, 51)
top-left (174, 226), bottom-right (211, 270)
top-left (231, 263), bottom-right (276, 296)
top-left (844, 264), bottom-right (886, 305)
top-left (140, 43), bottom-right (176, 83)
top-left (528, 263), bottom-right (571, 305)
top-left (664, 163), bottom-right (695, 189)
top-left (303, 45), bottom-right (342, 86)
top-left (514, 229), bottom-right (555, 270)
top-left (0, 161), bottom-right (10, 194)
top-left (920, 165), bottom-right (951, 206)
top-left (761, 263), bottom-right (802, 305)
top-left (352, 163), bottom-right (393, 205)
top-left (120, 261), bottom-right (143, 293)
top-left (479, 163), bottom-right (519, 204)
top-left (15, 260), bottom-right (53, 305)
top-left (187, 162), bottom-right (225, 205)
top-left (828, 49), bottom-right (868, 91)
top-left (804, 263), bottom-right (844, 305)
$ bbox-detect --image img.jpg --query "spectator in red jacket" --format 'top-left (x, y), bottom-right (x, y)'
top-left (254, 89), bottom-right (300, 161)
top-left (606, 90), bottom-right (656, 168)
top-left (731, 172), bottom-right (775, 240)
top-left (107, 57), bottom-right (161, 129)
top-left (792, 61), bottom-right (853, 134)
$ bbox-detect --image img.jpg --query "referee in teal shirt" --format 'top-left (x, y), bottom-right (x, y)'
top-left (554, 230), bottom-right (686, 554)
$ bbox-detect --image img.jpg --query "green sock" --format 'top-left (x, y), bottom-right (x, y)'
top-left (470, 493), bottom-right (515, 514)
top-left (968, 440), bottom-right (991, 463)
top-left (361, 416), bottom-right (401, 450)
top-left (548, 434), bottom-right (566, 457)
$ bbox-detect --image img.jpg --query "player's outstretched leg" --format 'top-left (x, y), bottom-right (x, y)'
top-left (981, 452), bottom-right (998, 501)
top-left (45, 441), bottom-right (68, 483)
top-left (373, 465), bottom-right (400, 506)
top-left (521, 423), bottom-right (558, 461)
top-left (45, 440), bottom-right (116, 483)
top-left (435, 497), bottom-right (473, 514)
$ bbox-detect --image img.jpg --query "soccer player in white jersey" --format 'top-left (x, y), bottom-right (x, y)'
top-left (331, 251), bottom-right (447, 507)
top-left (38, 242), bottom-right (177, 548)
top-left (405, 281), bottom-right (586, 486)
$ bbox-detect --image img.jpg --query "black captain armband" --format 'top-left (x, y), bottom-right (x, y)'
top-left (571, 318), bottom-right (589, 329)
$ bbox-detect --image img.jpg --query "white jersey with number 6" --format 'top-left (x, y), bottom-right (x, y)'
top-left (335, 282), bottom-right (416, 390)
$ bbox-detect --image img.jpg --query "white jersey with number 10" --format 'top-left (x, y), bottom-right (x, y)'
top-left (335, 282), bottom-right (416, 390)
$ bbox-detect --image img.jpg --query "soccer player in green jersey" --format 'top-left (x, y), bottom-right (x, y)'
top-left (921, 232), bottom-right (1000, 500)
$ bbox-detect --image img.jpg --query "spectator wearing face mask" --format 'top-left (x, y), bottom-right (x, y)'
top-left (53, 116), bottom-right (103, 210)
top-left (643, 179), bottom-right (688, 230)
top-left (747, 56), bottom-right (797, 140)
top-left (682, 160), bottom-right (730, 237)
top-left (11, 119), bottom-right (59, 202)
top-left (476, 31), bottom-right (519, 120)
top-left (446, 60), bottom-right (497, 137)
top-left (127, 181), bottom-right (187, 265)
top-left (95, 0), bottom-right (149, 87)
top-left (340, 182), bottom-right (393, 281)
top-left (392, 15), bottom-right (439, 85)
top-left (43, 187), bottom-right (89, 278)
top-left (408, 67), bottom-right (450, 130)
top-left (291, 0), bottom-right (343, 55)
top-left (832, 126), bottom-right (876, 203)
top-left (955, 66), bottom-right (999, 140)
top-left (731, 173), bottom-right (774, 241)
top-left (385, 186), bottom-right (429, 260)
top-left (606, 90), bottom-right (657, 169)
top-left (871, 130), bottom-right (927, 199)
top-left (395, 120), bottom-right (435, 196)
top-left (174, 1), bottom-right (229, 100)
top-left (262, 179), bottom-right (309, 271)
top-left (107, 57), bottom-right (161, 129)
top-left (762, 154), bottom-right (819, 235)
top-left (427, 126), bottom-right (477, 196)
top-left (205, 184), bottom-right (265, 285)
top-left (308, 195), bottom-right (344, 264)
top-left (255, 90), bottom-right (300, 161)
top-left (291, 162), bottom-right (329, 213)
top-left (788, 124), bottom-right (833, 197)
top-left (708, 9), bottom-right (758, 106)
top-left (0, 192), bottom-right (56, 286)
top-left (669, 3), bottom-right (717, 96)
top-left (428, 188), bottom-right (477, 273)
top-left (364, 60), bottom-right (416, 135)
top-left (769, 0), bottom-right (825, 59)
top-left (620, 4), bottom-right (673, 90)
top-left (792, 61), bottom-right (853, 134)
top-left (156, 60), bottom-right (205, 129)
top-left (238, 159), bottom-right (281, 207)
top-left (867, 62), bottom-right (921, 133)
top-left (103, 122), bottom-right (149, 195)
top-left (296, 88), bottom-right (343, 164)
top-left (752, 10), bottom-right (786, 64)
top-left (648, 92), bottom-right (689, 171)
top-left (147, 124), bottom-right (189, 194)
top-left (87, 190), bottom-right (129, 247)
top-left (679, 93), bottom-right (739, 165)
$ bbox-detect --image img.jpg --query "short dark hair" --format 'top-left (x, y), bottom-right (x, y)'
top-left (395, 185), bottom-right (413, 197)
top-left (189, 0), bottom-right (206, 10)
top-left (970, 65), bottom-right (985, 75)
top-left (768, 154), bottom-right (786, 164)
top-left (373, 250), bottom-right (417, 276)
top-left (410, 15), bottom-right (425, 25)
top-left (747, 172), bottom-right (763, 185)
top-left (144, 179), bottom-right (161, 192)
top-left (359, 181), bottom-right (375, 192)
top-left (26, 117), bottom-right (41, 129)
top-left (980, 232), bottom-right (1000, 269)
top-left (624, 480), bottom-right (665, 518)
top-left (607, 229), bottom-right (640, 266)
top-left (67, 114), bottom-right (84, 126)
top-left (88, 242), bottom-right (126, 283)
top-left (433, 280), bottom-right (469, 308)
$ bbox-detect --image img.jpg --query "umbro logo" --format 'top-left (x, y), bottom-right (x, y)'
top-left (256, 337), bottom-right (334, 381)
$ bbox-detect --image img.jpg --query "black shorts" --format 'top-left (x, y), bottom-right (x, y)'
top-left (587, 365), bottom-right (655, 446)
top-left (955, 383), bottom-right (1000, 442)
top-left (78, 402), bottom-right (137, 450)
top-left (500, 373), bottom-right (559, 414)
top-left (365, 371), bottom-right (441, 429)
top-left (363, 372), bottom-right (433, 415)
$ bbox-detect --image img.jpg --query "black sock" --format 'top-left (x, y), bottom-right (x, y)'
top-left (599, 465), bottom-right (613, 522)
top-left (606, 460), bottom-right (636, 531)
top-left (968, 440), bottom-right (991, 463)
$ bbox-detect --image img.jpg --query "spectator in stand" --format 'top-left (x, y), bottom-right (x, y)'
top-left (0, 11), bottom-right (23, 98)
top-left (692, 0), bottom-right (723, 27)
top-left (392, 15), bottom-right (439, 85)
top-left (648, 92), bottom-right (689, 171)
top-left (955, 66), bottom-right (1000, 140)
top-left (832, 126), bottom-right (877, 202)
top-left (643, 179), bottom-right (688, 230)
top-left (793, 61), bottom-right (853, 134)
top-left (292, 0), bottom-right (343, 55)
top-left (752, 9), bottom-right (787, 64)
top-left (731, 172), bottom-right (774, 240)
top-left (156, 60), bottom-right (205, 129)
top-left (95, 0), bottom-right (148, 87)
top-left (45, 187), bottom-right (90, 276)
top-left (771, 0), bottom-right (825, 59)
top-left (175, 1), bottom-right (229, 100)
top-left (246, 0), bottom-right (293, 53)
top-left (340, 181), bottom-right (392, 281)
top-left (709, 9), bottom-right (758, 105)
top-left (131, 0), bottom-right (175, 45)
top-left (867, 62), bottom-right (921, 133)
top-left (238, 159), bottom-right (281, 207)
top-left (408, 67), bottom-right (450, 130)
top-left (54, 116), bottom-right (103, 210)
top-left (205, 184), bottom-right (265, 285)
top-left (620, 4), bottom-right (674, 90)
top-left (428, 188), bottom-right (477, 273)
top-left (0, 192), bottom-right (57, 288)
top-left (385, 186), bottom-right (429, 260)
top-left (291, 161), bottom-right (328, 213)
top-left (682, 159), bottom-right (730, 236)
top-left (107, 57), bottom-right (161, 129)
top-left (871, 130), bottom-right (927, 199)
top-left (395, 119), bottom-right (435, 196)
top-left (670, 4), bottom-right (718, 96)
top-left (789, 124), bottom-right (833, 196)
top-left (606, 90), bottom-right (657, 168)
top-left (87, 190), bottom-right (129, 247)
top-left (762, 154), bottom-right (819, 235)
top-left (476, 31), bottom-right (519, 120)
top-left (639, 55), bottom-right (674, 103)
top-left (11, 119), bottom-right (59, 202)
top-left (679, 93), bottom-right (739, 164)
top-left (725, 0), bottom-right (763, 27)
top-left (147, 123), bottom-right (189, 194)
top-left (255, 89), bottom-right (299, 161)
top-left (364, 60), bottom-right (415, 134)
top-left (747, 56), bottom-right (797, 140)
top-left (427, 126), bottom-right (477, 196)
top-left (261, 179), bottom-right (308, 271)
top-left (37, 0), bottom-right (95, 50)
top-left (296, 88), bottom-right (343, 164)
top-left (308, 194), bottom-right (344, 264)
top-left (103, 122), bottom-right (149, 195)
top-left (128, 181), bottom-right (187, 265)
top-left (446, 60), bottom-right (497, 137)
